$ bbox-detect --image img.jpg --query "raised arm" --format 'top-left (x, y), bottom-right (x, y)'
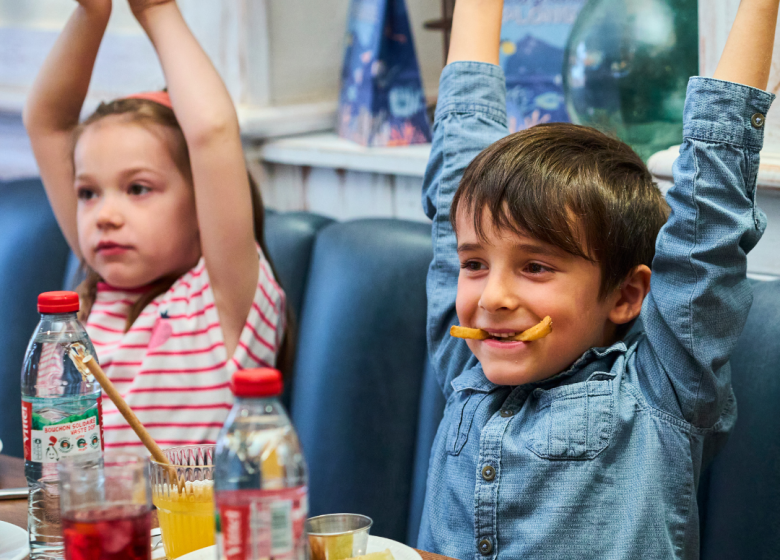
top-left (712, 0), bottom-right (780, 89)
top-left (22, 0), bottom-right (112, 258)
top-left (637, 0), bottom-right (778, 428)
top-left (424, 0), bottom-right (508, 396)
top-left (447, 0), bottom-right (504, 65)
top-left (129, 0), bottom-right (258, 357)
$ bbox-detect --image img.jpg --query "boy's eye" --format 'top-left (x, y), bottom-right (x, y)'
top-left (76, 187), bottom-right (97, 201)
top-left (461, 260), bottom-right (486, 272)
top-left (525, 262), bottom-right (551, 275)
top-left (128, 183), bottom-right (151, 196)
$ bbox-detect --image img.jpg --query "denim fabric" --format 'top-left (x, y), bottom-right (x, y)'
top-left (419, 61), bottom-right (774, 560)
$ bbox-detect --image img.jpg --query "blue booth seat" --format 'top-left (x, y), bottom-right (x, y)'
top-left (0, 179), bottom-right (71, 459)
top-left (289, 219), bottom-right (432, 542)
top-left (698, 278), bottom-right (780, 560)
top-left (1, 176), bottom-right (779, 556)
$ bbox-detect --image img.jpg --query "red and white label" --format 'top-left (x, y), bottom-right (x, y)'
top-left (21, 399), bottom-right (103, 464)
top-left (217, 486), bottom-right (308, 560)
top-left (22, 400), bottom-right (32, 460)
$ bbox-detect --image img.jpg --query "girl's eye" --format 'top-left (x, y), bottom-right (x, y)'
top-left (128, 183), bottom-right (151, 196)
top-left (76, 187), bottom-right (97, 201)
top-left (461, 260), bottom-right (486, 272)
top-left (525, 262), bottom-right (551, 275)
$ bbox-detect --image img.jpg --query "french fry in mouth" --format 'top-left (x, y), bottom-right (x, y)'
top-left (450, 316), bottom-right (553, 342)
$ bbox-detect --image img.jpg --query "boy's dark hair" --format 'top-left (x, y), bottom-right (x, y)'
top-left (451, 123), bottom-right (669, 299)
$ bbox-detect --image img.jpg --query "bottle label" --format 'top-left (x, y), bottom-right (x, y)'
top-left (216, 486), bottom-right (308, 560)
top-left (22, 398), bottom-right (103, 464)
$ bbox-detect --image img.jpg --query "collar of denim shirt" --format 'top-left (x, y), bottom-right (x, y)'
top-left (450, 337), bottom-right (632, 394)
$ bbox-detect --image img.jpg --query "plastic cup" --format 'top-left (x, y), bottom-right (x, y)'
top-left (305, 514), bottom-right (373, 560)
top-left (58, 454), bottom-right (152, 560)
top-left (150, 445), bottom-right (216, 559)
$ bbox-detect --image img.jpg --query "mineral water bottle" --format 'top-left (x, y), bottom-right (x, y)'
top-left (21, 291), bottom-right (103, 559)
top-left (214, 368), bottom-right (308, 560)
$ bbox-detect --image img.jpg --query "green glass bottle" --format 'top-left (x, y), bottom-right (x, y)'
top-left (563, 0), bottom-right (698, 161)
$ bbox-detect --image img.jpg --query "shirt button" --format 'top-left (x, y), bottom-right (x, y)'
top-left (751, 113), bottom-right (765, 128)
top-left (481, 465), bottom-right (496, 481)
top-left (499, 408), bottom-right (514, 417)
top-left (479, 538), bottom-right (493, 555)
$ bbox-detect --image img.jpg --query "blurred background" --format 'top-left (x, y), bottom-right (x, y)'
top-left (1, 0), bottom-right (778, 275)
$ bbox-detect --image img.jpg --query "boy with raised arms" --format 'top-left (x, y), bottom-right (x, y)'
top-left (419, 0), bottom-right (778, 558)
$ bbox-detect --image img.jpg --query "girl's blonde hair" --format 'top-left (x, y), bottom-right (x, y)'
top-left (72, 97), bottom-right (295, 376)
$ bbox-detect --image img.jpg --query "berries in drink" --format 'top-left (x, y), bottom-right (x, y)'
top-left (62, 504), bottom-right (151, 560)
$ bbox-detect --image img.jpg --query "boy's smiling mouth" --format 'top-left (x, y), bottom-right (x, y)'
top-left (483, 329), bottom-right (525, 339)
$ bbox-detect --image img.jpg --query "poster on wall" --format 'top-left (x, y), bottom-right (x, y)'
top-left (337, 0), bottom-right (432, 147)
top-left (500, 0), bottom-right (586, 133)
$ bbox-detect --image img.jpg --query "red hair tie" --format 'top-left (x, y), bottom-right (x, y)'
top-left (123, 91), bottom-right (173, 109)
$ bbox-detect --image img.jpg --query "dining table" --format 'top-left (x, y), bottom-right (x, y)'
top-left (0, 453), bottom-right (454, 560)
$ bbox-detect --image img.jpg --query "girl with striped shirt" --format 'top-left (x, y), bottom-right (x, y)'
top-left (23, 0), bottom-right (289, 453)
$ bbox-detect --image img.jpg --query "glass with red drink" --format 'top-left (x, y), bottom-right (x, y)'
top-left (58, 454), bottom-right (152, 560)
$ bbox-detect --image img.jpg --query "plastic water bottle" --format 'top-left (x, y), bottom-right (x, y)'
top-left (214, 368), bottom-right (308, 560)
top-left (21, 291), bottom-right (103, 559)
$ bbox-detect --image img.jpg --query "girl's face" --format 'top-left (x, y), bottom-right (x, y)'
top-left (73, 116), bottom-right (201, 288)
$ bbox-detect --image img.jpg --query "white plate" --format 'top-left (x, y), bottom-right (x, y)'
top-left (366, 535), bottom-right (423, 560)
top-left (0, 521), bottom-right (29, 560)
top-left (177, 535), bottom-right (423, 560)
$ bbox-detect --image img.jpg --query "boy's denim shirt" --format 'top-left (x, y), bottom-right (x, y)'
top-left (419, 62), bottom-right (774, 560)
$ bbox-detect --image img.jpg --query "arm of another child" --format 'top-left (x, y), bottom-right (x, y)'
top-left (22, 0), bottom-right (113, 259)
top-left (424, 0), bottom-right (509, 396)
top-left (130, 0), bottom-right (258, 357)
top-left (638, 0), bottom-right (779, 428)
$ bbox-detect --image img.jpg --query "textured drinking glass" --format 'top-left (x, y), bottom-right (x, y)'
top-left (305, 514), bottom-right (373, 560)
top-left (58, 454), bottom-right (152, 560)
top-left (150, 445), bottom-right (215, 559)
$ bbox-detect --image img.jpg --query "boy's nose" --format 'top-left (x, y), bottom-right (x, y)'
top-left (479, 272), bottom-right (520, 313)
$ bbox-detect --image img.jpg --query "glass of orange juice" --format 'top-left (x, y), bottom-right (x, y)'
top-left (150, 445), bottom-right (216, 559)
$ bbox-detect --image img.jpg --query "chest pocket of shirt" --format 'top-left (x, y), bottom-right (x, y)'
top-left (524, 374), bottom-right (615, 460)
top-left (445, 390), bottom-right (493, 456)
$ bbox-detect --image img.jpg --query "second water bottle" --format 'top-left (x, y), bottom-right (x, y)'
top-left (214, 368), bottom-right (309, 560)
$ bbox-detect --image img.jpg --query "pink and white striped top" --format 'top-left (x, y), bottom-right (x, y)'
top-left (86, 250), bottom-right (285, 453)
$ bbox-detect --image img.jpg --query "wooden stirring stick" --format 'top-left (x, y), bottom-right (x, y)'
top-left (68, 344), bottom-right (184, 492)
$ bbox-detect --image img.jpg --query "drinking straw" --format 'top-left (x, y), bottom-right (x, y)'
top-left (68, 344), bottom-right (184, 492)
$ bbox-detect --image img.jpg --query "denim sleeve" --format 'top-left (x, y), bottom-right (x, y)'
top-left (639, 77), bottom-right (775, 428)
top-left (423, 62), bottom-right (509, 399)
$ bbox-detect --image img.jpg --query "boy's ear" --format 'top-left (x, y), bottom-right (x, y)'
top-left (609, 265), bottom-right (652, 326)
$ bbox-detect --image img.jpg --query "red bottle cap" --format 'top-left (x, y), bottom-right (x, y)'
top-left (230, 368), bottom-right (283, 398)
top-left (37, 291), bottom-right (80, 314)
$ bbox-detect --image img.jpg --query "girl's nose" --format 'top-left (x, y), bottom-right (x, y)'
top-left (95, 198), bottom-right (124, 229)
top-left (478, 271), bottom-right (520, 313)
